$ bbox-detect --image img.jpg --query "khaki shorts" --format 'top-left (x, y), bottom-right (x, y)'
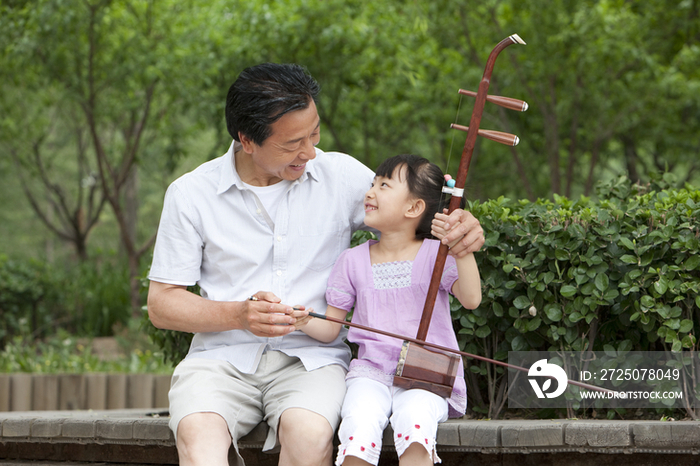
top-left (168, 351), bottom-right (347, 461)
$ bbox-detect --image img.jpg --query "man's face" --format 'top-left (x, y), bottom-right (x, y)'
top-left (239, 99), bottom-right (321, 185)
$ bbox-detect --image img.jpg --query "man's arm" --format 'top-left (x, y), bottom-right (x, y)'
top-left (147, 281), bottom-right (299, 337)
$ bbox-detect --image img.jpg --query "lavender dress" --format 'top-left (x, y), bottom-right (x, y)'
top-left (326, 239), bottom-right (467, 417)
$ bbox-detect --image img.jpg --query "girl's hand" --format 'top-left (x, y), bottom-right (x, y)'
top-left (291, 306), bottom-right (312, 330)
top-left (432, 209), bottom-right (485, 258)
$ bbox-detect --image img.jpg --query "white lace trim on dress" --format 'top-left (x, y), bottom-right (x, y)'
top-left (372, 261), bottom-right (412, 290)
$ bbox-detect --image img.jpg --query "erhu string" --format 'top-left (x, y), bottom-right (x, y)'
top-left (445, 92), bottom-right (464, 181)
top-left (436, 92), bottom-right (464, 218)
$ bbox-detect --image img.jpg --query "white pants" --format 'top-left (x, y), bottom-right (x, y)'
top-left (336, 377), bottom-right (449, 465)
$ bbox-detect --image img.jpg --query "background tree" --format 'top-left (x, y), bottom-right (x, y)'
top-left (2, 85), bottom-right (107, 261)
top-left (1, 0), bottom-right (698, 318)
top-left (1, 0), bottom-right (210, 313)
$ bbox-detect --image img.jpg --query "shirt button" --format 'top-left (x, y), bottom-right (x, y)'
top-left (277, 270), bottom-right (282, 276)
top-left (277, 236), bottom-right (283, 242)
top-left (256, 208), bottom-right (262, 214)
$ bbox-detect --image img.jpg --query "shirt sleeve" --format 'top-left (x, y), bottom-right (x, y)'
top-left (325, 248), bottom-right (357, 311)
top-left (441, 254), bottom-right (460, 294)
top-left (148, 181), bottom-right (204, 286)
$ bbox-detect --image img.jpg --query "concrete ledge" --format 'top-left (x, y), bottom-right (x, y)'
top-left (1, 410), bottom-right (700, 464)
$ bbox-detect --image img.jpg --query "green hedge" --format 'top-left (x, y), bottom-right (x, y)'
top-left (144, 174), bottom-right (699, 418)
top-left (0, 257), bottom-right (58, 346)
top-left (455, 173), bottom-right (700, 417)
top-left (0, 254), bottom-right (132, 345)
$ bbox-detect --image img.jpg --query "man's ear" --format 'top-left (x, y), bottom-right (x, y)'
top-left (238, 132), bottom-right (256, 154)
top-left (405, 199), bottom-right (426, 219)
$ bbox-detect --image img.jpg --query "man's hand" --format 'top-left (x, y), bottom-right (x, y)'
top-left (432, 209), bottom-right (485, 258)
top-left (240, 291), bottom-right (298, 337)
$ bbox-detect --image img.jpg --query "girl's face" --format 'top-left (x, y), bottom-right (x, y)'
top-left (364, 166), bottom-right (416, 231)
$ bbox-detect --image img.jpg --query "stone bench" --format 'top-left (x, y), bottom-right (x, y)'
top-left (2, 409), bottom-right (700, 465)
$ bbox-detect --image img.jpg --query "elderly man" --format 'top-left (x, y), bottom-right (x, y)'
top-left (147, 63), bottom-right (484, 466)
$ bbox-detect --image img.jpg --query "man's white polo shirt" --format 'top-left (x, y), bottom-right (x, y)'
top-left (149, 141), bottom-right (373, 373)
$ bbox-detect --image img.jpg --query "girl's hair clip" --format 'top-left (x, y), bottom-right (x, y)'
top-left (442, 174), bottom-right (463, 196)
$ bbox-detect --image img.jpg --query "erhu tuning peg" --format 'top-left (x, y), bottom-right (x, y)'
top-left (458, 89), bottom-right (528, 112)
top-left (450, 123), bottom-right (520, 146)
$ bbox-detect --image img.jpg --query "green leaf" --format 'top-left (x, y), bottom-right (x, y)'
top-left (619, 237), bottom-right (635, 250)
top-left (657, 305), bottom-right (672, 319)
top-left (653, 277), bottom-right (668, 295)
top-left (665, 329), bottom-right (678, 343)
top-left (620, 254), bottom-right (638, 264)
top-left (603, 344), bottom-right (616, 357)
top-left (683, 255), bottom-right (700, 271)
top-left (618, 340), bottom-right (632, 352)
top-left (511, 335), bottom-right (528, 351)
top-left (555, 249), bottom-right (569, 261)
top-left (560, 285), bottom-right (577, 298)
top-left (594, 273), bottom-right (609, 292)
top-left (679, 319), bottom-right (694, 333)
top-left (545, 305), bottom-right (563, 322)
top-left (526, 317), bottom-right (542, 332)
top-left (513, 296), bottom-right (531, 309)
top-left (475, 326), bottom-right (492, 338)
top-left (671, 339), bottom-right (682, 353)
top-left (542, 272), bottom-right (555, 285)
top-left (493, 302), bottom-right (504, 317)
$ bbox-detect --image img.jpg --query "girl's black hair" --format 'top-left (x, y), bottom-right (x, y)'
top-left (374, 154), bottom-right (465, 240)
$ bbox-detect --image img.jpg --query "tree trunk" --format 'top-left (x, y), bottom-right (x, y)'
top-left (124, 166), bottom-right (139, 256)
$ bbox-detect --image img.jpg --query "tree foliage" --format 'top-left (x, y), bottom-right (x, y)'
top-left (1, 0), bottom-right (215, 311)
top-left (1, 0), bottom-right (698, 310)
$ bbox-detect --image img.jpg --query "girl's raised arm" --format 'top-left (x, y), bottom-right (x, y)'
top-left (452, 253), bottom-right (482, 309)
top-left (432, 210), bottom-right (482, 309)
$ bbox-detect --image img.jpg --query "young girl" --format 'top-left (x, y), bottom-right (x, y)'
top-left (295, 154), bottom-right (481, 466)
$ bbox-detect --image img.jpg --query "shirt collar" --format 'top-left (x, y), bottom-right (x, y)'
top-left (217, 140), bottom-right (321, 194)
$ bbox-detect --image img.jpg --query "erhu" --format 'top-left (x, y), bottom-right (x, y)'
top-left (395, 34), bottom-right (527, 396)
top-left (311, 34), bottom-right (610, 397)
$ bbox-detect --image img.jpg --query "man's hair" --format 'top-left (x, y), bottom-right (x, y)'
top-left (375, 154), bottom-right (464, 240)
top-left (225, 63), bottom-right (320, 146)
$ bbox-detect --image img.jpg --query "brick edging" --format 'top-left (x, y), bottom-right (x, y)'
top-left (2, 410), bottom-right (700, 454)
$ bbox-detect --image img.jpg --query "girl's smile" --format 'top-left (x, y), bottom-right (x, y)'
top-left (363, 169), bottom-right (418, 231)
